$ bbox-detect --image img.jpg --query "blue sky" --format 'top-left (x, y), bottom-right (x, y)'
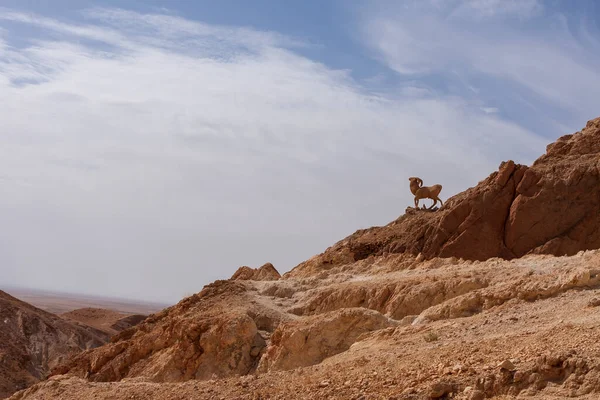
top-left (1, 0), bottom-right (600, 303)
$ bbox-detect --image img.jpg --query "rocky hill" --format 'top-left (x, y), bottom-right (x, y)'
top-left (289, 117), bottom-right (600, 278)
top-left (8, 118), bottom-right (600, 399)
top-left (0, 291), bottom-right (109, 399)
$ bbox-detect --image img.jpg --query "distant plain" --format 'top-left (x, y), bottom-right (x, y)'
top-left (1, 286), bottom-right (169, 315)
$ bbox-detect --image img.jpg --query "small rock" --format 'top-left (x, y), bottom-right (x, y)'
top-left (588, 297), bottom-right (600, 307)
top-left (318, 380), bottom-right (330, 388)
top-left (400, 315), bottom-right (418, 326)
top-left (429, 381), bottom-right (453, 398)
top-left (499, 360), bottom-right (516, 371)
top-left (250, 346), bottom-right (261, 357)
top-left (469, 390), bottom-right (485, 400)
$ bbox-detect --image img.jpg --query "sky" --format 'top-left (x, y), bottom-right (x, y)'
top-left (1, 0), bottom-right (600, 304)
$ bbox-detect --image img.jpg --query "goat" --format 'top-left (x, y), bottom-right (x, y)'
top-left (408, 177), bottom-right (444, 210)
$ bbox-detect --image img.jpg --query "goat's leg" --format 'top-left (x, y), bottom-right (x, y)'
top-left (427, 198), bottom-right (438, 210)
top-left (436, 197), bottom-right (444, 208)
top-left (414, 197), bottom-right (419, 209)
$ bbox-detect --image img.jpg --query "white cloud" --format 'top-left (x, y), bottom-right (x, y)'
top-left (360, 0), bottom-right (600, 130)
top-left (452, 0), bottom-right (543, 19)
top-left (0, 8), bottom-right (548, 302)
top-left (481, 107), bottom-right (499, 114)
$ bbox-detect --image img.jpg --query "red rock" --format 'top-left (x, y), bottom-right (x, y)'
top-left (287, 118), bottom-right (600, 278)
top-left (231, 263), bottom-right (281, 281)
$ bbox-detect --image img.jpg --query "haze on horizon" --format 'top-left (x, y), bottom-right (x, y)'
top-left (2, 0), bottom-right (600, 303)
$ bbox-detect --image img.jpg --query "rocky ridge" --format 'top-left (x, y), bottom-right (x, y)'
top-left (289, 118), bottom-right (600, 278)
top-left (0, 291), bottom-right (109, 399)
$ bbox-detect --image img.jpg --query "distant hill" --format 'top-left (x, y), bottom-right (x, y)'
top-left (0, 291), bottom-right (109, 399)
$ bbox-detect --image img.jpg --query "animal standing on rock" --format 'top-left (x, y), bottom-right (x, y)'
top-left (408, 177), bottom-right (444, 210)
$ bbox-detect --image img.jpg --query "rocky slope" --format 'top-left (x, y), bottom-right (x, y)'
top-left (10, 252), bottom-right (600, 399)
top-left (289, 118), bottom-right (600, 278)
top-left (61, 308), bottom-right (147, 336)
top-left (0, 291), bottom-right (109, 399)
top-left (9, 118), bottom-right (600, 399)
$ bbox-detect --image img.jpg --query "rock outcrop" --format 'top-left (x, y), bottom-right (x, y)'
top-left (287, 118), bottom-right (600, 278)
top-left (51, 281), bottom-right (276, 383)
top-left (231, 263), bottom-right (281, 281)
top-left (0, 291), bottom-right (109, 399)
top-left (258, 308), bottom-right (396, 372)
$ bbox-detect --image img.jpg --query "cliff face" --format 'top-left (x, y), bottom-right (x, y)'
top-left (0, 291), bottom-right (109, 399)
top-left (288, 118), bottom-right (600, 278)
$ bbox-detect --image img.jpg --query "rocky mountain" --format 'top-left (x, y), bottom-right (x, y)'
top-left (9, 118), bottom-right (600, 399)
top-left (0, 291), bottom-right (109, 399)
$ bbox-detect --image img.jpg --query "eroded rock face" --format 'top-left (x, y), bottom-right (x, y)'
top-left (231, 263), bottom-right (281, 281)
top-left (51, 281), bottom-right (269, 383)
top-left (288, 275), bottom-right (487, 319)
top-left (258, 308), bottom-right (396, 372)
top-left (0, 291), bottom-right (109, 399)
top-left (504, 119), bottom-right (600, 257)
top-left (287, 118), bottom-right (600, 278)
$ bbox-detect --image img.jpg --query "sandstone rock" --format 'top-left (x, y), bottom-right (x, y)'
top-left (231, 263), bottom-right (281, 281)
top-left (587, 297), bottom-right (600, 307)
top-left (416, 265), bottom-right (600, 322)
top-left (52, 281), bottom-right (270, 383)
top-left (258, 308), bottom-right (396, 372)
top-left (469, 390), bottom-right (485, 400)
top-left (287, 118), bottom-right (600, 278)
top-left (291, 274), bottom-right (487, 321)
top-left (498, 360), bottom-right (516, 371)
top-left (429, 381), bottom-right (454, 398)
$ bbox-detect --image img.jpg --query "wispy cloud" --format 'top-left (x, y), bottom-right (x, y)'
top-left (0, 6), bottom-right (549, 302)
top-left (451, 0), bottom-right (543, 19)
top-left (360, 0), bottom-right (600, 133)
